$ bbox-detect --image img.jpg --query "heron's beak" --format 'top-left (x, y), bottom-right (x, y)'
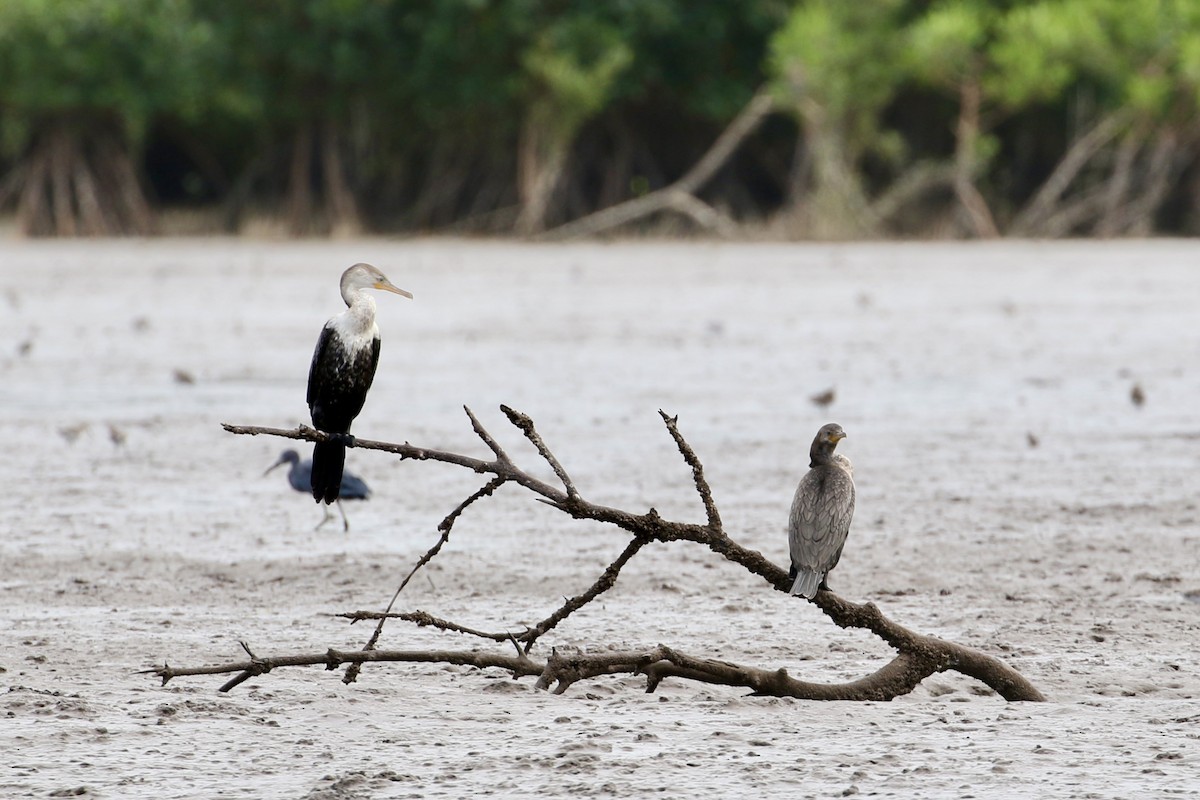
top-left (263, 459), bottom-right (285, 476)
top-left (375, 278), bottom-right (413, 299)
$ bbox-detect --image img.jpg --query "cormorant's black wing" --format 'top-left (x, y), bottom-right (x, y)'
top-left (307, 324), bottom-right (336, 412)
top-left (369, 336), bottom-right (381, 389)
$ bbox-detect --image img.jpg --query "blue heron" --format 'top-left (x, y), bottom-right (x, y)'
top-left (265, 449), bottom-right (371, 531)
top-left (307, 263), bottom-right (411, 504)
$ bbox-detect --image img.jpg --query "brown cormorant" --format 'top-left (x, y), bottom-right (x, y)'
top-left (788, 423), bottom-right (855, 599)
top-left (308, 263), bottom-right (411, 504)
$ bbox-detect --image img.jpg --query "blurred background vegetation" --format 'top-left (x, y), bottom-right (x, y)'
top-left (2, 0), bottom-right (1200, 238)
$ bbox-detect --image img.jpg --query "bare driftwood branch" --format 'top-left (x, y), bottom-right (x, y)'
top-left (538, 89), bottom-right (774, 240)
top-left (500, 404), bottom-right (578, 499)
top-left (188, 409), bottom-right (1045, 701)
top-left (340, 475), bottom-right (508, 685)
top-left (658, 409), bottom-right (722, 532)
top-left (149, 642), bottom-right (974, 702)
top-left (340, 534), bottom-right (651, 654)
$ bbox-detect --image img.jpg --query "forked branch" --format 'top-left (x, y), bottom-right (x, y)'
top-left (168, 408), bottom-right (1044, 701)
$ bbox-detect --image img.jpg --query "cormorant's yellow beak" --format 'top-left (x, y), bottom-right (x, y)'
top-left (830, 431), bottom-right (846, 442)
top-left (375, 279), bottom-right (413, 299)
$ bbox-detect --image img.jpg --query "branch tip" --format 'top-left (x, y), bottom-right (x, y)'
top-left (499, 404), bottom-right (579, 497)
top-left (657, 410), bottom-right (722, 531)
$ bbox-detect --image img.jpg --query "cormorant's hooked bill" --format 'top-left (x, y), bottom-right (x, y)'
top-left (306, 263), bottom-right (410, 504)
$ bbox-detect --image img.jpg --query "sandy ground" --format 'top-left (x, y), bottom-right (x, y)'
top-left (2, 238), bottom-right (1199, 798)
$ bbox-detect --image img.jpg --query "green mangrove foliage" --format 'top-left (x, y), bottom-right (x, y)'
top-left (1, 0), bottom-right (1200, 237)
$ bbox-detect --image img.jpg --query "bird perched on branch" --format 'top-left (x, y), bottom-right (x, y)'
top-left (788, 423), bottom-right (856, 599)
top-left (307, 263), bottom-right (411, 504)
top-left (265, 449), bottom-right (371, 531)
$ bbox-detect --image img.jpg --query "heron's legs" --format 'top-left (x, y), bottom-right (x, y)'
top-left (315, 505), bottom-right (334, 531)
top-left (335, 499), bottom-right (351, 532)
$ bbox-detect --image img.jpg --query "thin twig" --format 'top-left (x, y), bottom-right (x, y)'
top-left (516, 534), bottom-right (650, 652)
top-left (501, 404), bottom-right (580, 499)
top-left (464, 405), bottom-right (511, 464)
top-left (338, 610), bottom-right (515, 643)
top-left (389, 477), bottom-right (508, 615)
top-left (658, 410), bottom-right (722, 532)
top-left (342, 477), bottom-right (507, 685)
top-left (341, 534), bottom-right (651, 654)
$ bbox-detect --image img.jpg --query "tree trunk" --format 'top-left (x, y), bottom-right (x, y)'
top-left (773, 129), bottom-right (814, 236)
top-left (806, 120), bottom-right (877, 238)
top-left (515, 116), bottom-right (569, 235)
top-left (287, 125), bottom-right (315, 235)
top-left (952, 77), bottom-right (998, 238)
top-left (5, 120), bottom-right (154, 237)
top-left (49, 127), bottom-right (78, 236)
top-left (320, 119), bottom-right (362, 237)
top-left (1121, 130), bottom-right (1180, 236)
top-left (16, 147), bottom-right (50, 235)
top-left (1095, 134), bottom-right (1141, 237)
top-left (97, 134), bottom-right (154, 235)
top-left (778, 84), bottom-right (875, 239)
top-left (72, 154), bottom-right (112, 235)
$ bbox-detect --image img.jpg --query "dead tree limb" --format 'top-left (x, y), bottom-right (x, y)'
top-left (149, 647), bottom-right (543, 685)
top-left (537, 90), bottom-right (774, 240)
top-left (189, 408), bottom-right (1045, 701)
top-left (340, 475), bottom-right (508, 685)
top-left (342, 532), bottom-right (653, 654)
top-left (147, 643), bottom-right (964, 702)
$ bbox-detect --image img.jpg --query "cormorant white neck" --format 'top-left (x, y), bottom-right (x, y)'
top-left (331, 293), bottom-right (378, 342)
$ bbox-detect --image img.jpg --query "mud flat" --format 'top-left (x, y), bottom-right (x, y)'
top-left (2, 239), bottom-right (1198, 798)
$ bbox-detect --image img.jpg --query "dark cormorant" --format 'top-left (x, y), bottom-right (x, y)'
top-left (788, 423), bottom-right (855, 599)
top-left (308, 263), bottom-right (411, 504)
top-left (265, 449), bottom-right (371, 531)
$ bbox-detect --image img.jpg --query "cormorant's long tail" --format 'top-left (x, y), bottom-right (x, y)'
top-left (789, 569), bottom-right (821, 600)
top-left (310, 440), bottom-right (345, 504)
